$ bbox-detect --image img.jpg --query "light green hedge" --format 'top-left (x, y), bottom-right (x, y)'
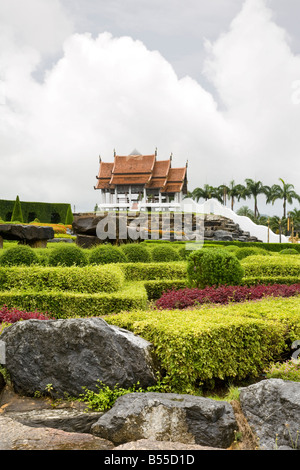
top-left (120, 261), bottom-right (187, 281)
top-left (0, 282), bottom-right (147, 318)
top-left (241, 255), bottom-right (300, 277)
top-left (106, 298), bottom-right (293, 392)
top-left (0, 265), bottom-right (124, 293)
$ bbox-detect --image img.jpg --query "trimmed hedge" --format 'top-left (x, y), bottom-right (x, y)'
top-left (48, 245), bottom-right (88, 267)
top-left (106, 299), bottom-right (291, 392)
top-left (144, 280), bottom-right (188, 301)
top-left (0, 282), bottom-right (148, 318)
top-left (121, 244), bottom-right (151, 263)
top-left (0, 199), bottom-right (72, 224)
top-left (187, 249), bottom-right (244, 288)
top-left (235, 247), bottom-right (270, 260)
top-left (0, 265), bottom-right (124, 293)
top-left (151, 245), bottom-right (180, 262)
top-left (242, 255), bottom-right (300, 277)
top-left (0, 245), bottom-right (39, 266)
top-left (89, 245), bottom-right (127, 264)
top-left (120, 261), bottom-right (187, 281)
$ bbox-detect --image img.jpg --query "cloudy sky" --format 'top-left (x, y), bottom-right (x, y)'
top-left (0, 0), bottom-right (300, 215)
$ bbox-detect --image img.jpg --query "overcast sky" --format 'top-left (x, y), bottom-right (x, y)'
top-left (0, 0), bottom-right (300, 215)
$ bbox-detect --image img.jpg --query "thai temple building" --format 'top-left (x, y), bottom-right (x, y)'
top-left (94, 149), bottom-right (188, 210)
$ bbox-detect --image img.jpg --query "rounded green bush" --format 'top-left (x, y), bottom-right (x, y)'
top-left (48, 244), bottom-right (87, 267)
top-left (121, 243), bottom-right (151, 263)
top-left (223, 245), bottom-right (240, 255)
top-left (151, 245), bottom-right (180, 262)
top-left (279, 248), bottom-right (299, 255)
top-left (89, 245), bottom-right (127, 264)
top-left (235, 247), bottom-right (270, 260)
top-left (0, 245), bottom-right (39, 266)
top-left (187, 248), bottom-right (245, 288)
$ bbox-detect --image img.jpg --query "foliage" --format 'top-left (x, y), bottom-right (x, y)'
top-left (79, 381), bottom-right (144, 411)
top-left (121, 261), bottom-right (187, 281)
top-left (0, 245), bottom-right (39, 266)
top-left (279, 248), bottom-right (299, 255)
top-left (64, 205), bottom-right (74, 225)
top-left (0, 282), bottom-right (148, 318)
top-left (151, 245), bottom-right (180, 262)
top-left (0, 305), bottom-right (53, 323)
top-left (89, 245), bottom-right (127, 264)
top-left (241, 255), bottom-right (300, 278)
top-left (144, 280), bottom-right (188, 300)
top-left (48, 244), bottom-right (87, 267)
top-left (155, 284), bottom-right (300, 310)
top-left (235, 247), bottom-right (270, 260)
top-left (121, 243), bottom-right (151, 263)
top-left (0, 265), bottom-right (124, 294)
top-left (186, 248), bottom-right (244, 289)
top-left (11, 195), bottom-right (23, 223)
top-left (264, 360), bottom-right (300, 382)
top-left (106, 299), bottom-right (291, 392)
top-left (0, 198), bottom-right (72, 224)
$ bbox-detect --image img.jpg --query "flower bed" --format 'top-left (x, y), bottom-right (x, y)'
top-left (155, 284), bottom-right (300, 310)
top-left (0, 305), bottom-right (53, 323)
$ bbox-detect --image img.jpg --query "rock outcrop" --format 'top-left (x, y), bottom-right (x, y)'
top-left (91, 392), bottom-right (237, 449)
top-left (0, 318), bottom-right (157, 398)
top-left (72, 213), bottom-right (262, 246)
top-left (0, 223), bottom-right (54, 247)
top-left (239, 378), bottom-right (300, 450)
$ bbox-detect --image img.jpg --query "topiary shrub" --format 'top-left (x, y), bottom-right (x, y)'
top-left (187, 248), bottom-right (245, 288)
top-left (89, 245), bottom-right (127, 264)
top-left (48, 244), bottom-right (87, 267)
top-left (121, 243), bottom-right (151, 263)
top-left (0, 245), bottom-right (39, 266)
top-left (235, 247), bottom-right (270, 260)
top-left (279, 248), bottom-right (299, 255)
top-left (151, 245), bottom-right (180, 262)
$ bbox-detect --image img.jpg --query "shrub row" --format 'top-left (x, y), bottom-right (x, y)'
top-left (241, 255), bottom-right (300, 277)
top-left (154, 284), bottom-right (300, 310)
top-left (106, 297), bottom-right (297, 392)
top-left (121, 262), bottom-right (187, 281)
top-left (0, 243), bottom-right (187, 267)
top-left (0, 265), bottom-right (124, 293)
top-left (0, 283), bottom-right (148, 318)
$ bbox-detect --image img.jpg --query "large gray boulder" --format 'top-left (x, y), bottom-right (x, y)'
top-left (0, 224), bottom-right (54, 246)
top-left (91, 392), bottom-right (237, 449)
top-left (0, 318), bottom-right (157, 398)
top-left (239, 379), bottom-right (300, 450)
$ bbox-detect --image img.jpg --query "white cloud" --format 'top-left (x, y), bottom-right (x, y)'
top-left (0, 0), bottom-right (299, 216)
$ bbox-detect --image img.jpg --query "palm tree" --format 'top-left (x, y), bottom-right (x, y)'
top-left (217, 184), bottom-right (230, 205)
top-left (227, 180), bottom-right (247, 211)
top-left (244, 179), bottom-right (269, 219)
top-left (191, 184), bottom-right (215, 202)
top-left (266, 179), bottom-right (300, 219)
top-left (236, 206), bottom-right (255, 219)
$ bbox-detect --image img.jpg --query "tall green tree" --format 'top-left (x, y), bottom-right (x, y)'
top-left (11, 195), bottom-right (23, 223)
top-left (244, 179), bottom-right (268, 218)
top-left (227, 180), bottom-right (247, 211)
top-left (191, 184), bottom-right (215, 202)
top-left (266, 178), bottom-right (300, 219)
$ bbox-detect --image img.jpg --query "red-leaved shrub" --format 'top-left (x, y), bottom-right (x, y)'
top-left (0, 305), bottom-right (53, 323)
top-left (155, 284), bottom-right (300, 310)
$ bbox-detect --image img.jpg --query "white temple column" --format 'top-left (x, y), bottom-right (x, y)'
top-left (143, 188), bottom-right (147, 202)
top-left (114, 187), bottom-right (118, 204)
top-left (128, 186), bottom-right (132, 204)
top-left (159, 191), bottom-right (162, 204)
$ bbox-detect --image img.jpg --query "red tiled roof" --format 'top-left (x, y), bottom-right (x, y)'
top-left (95, 153), bottom-right (187, 193)
top-left (163, 167), bottom-right (187, 193)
